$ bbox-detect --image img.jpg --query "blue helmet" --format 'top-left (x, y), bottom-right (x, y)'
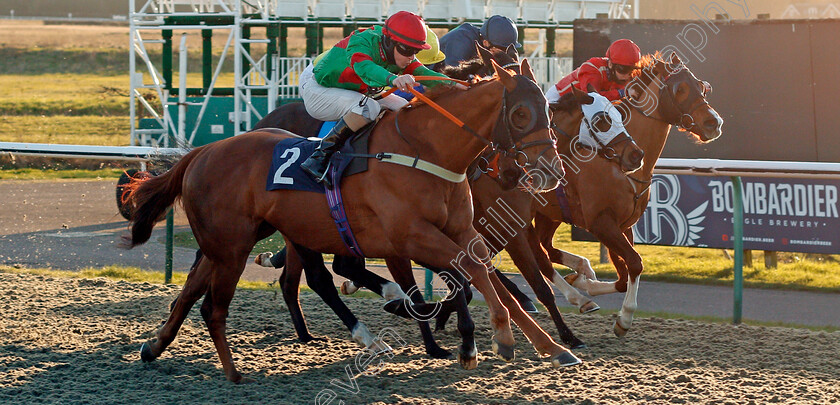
top-left (480, 15), bottom-right (521, 49)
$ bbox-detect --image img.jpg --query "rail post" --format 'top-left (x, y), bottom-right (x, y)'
top-left (424, 269), bottom-right (433, 301)
top-left (731, 176), bottom-right (744, 324)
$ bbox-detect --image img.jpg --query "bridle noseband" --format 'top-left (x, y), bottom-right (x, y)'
top-left (491, 76), bottom-right (556, 171)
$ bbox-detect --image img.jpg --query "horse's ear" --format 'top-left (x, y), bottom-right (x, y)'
top-left (505, 44), bottom-right (518, 61)
top-left (669, 52), bottom-right (682, 66)
top-left (492, 59), bottom-right (517, 91)
top-left (586, 83), bottom-right (597, 94)
top-left (520, 58), bottom-right (536, 82)
top-left (572, 86), bottom-right (594, 105)
top-left (475, 42), bottom-right (494, 69)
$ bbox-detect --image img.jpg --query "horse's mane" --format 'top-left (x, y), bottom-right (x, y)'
top-left (549, 92), bottom-right (581, 113)
top-left (412, 75), bottom-right (496, 106)
top-left (439, 48), bottom-right (517, 81)
top-left (635, 51), bottom-right (665, 85)
top-left (440, 57), bottom-right (488, 81)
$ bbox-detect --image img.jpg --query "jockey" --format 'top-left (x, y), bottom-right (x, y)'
top-left (392, 26), bottom-right (447, 101)
top-left (546, 39), bottom-right (641, 103)
top-left (433, 15), bottom-right (521, 71)
top-left (299, 11), bottom-right (465, 188)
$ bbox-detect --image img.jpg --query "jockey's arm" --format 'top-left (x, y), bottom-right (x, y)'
top-left (577, 64), bottom-right (621, 101)
top-left (405, 62), bottom-right (453, 87)
top-left (346, 35), bottom-right (399, 89)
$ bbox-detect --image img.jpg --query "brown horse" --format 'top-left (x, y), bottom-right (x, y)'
top-left (123, 60), bottom-right (579, 383)
top-left (534, 53), bottom-right (723, 336)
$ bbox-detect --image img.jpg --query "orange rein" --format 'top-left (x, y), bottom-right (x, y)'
top-left (378, 76), bottom-right (473, 129)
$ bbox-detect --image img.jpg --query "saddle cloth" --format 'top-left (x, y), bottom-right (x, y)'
top-left (265, 127), bottom-right (371, 193)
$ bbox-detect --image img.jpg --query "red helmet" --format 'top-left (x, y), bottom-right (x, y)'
top-left (383, 11), bottom-right (431, 50)
top-left (606, 39), bottom-right (641, 67)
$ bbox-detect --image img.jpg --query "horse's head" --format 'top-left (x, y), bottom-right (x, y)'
top-left (549, 87), bottom-right (644, 174)
top-left (490, 58), bottom-right (563, 192)
top-left (579, 84), bottom-right (644, 173)
top-left (628, 53), bottom-right (723, 142)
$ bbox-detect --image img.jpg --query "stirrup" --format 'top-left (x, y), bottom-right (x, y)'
top-left (315, 160), bottom-right (334, 188)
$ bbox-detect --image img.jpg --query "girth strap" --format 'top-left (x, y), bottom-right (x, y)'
top-left (344, 151), bottom-right (466, 183)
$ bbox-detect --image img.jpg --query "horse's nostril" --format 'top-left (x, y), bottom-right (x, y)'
top-left (704, 118), bottom-right (719, 130)
top-left (630, 150), bottom-right (644, 166)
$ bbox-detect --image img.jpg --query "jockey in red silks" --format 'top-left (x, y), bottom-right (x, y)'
top-left (546, 39), bottom-right (641, 103)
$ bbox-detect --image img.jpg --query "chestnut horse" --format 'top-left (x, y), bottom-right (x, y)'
top-left (123, 60), bottom-right (580, 383)
top-left (533, 53), bottom-right (724, 336)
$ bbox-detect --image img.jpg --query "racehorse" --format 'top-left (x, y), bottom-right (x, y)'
top-left (122, 59), bottom-right (579, 383)
top-left (271, 48), bottom-right (645, 355)
top-left (533, 53), bottom-right (723, 336)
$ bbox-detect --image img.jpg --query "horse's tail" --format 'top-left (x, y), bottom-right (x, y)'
top-left (119, 148), bottom-right (200, 249)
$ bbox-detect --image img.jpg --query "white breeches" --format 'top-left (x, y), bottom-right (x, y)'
top-left (299, 64), bottom-right (408, 122)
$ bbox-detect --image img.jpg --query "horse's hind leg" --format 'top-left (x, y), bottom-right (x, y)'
top-left (423, 265), bottom-right (476, 369)
top-left (279, 242), bottom-right (320, 342)
top-left (332, 255), bottom-right (406, 301)
top-left (384, 257), bottom-right (453, 359)
top-left (141, 251), bottom-right (212, 363)
top-left (200, 256), bottom-right (249, 383)
top-left (534, 213), bottom-right (597, 281)
top-left (292, 243), bottom-right (384, 351)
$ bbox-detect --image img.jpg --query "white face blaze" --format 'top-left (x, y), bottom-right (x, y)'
top-left (577, 92), bottom-right (630, 149)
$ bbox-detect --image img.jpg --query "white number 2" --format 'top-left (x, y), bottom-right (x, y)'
top-left (272, 147), bottom-right (301, 185)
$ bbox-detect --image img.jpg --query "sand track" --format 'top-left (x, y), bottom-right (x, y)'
top-left (0, 272), bottom-right (838, 404)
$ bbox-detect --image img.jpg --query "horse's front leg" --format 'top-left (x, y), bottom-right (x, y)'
top-left (393, 222), bottom-right (513, 368)
top-left (449, 228), bottom-right (581, 367)
top-left (591, 218), bottom-right (642, 337)
top-left (503, 225), bottom-right (588, 349)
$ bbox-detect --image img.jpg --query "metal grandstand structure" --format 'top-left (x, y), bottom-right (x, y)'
top-left (129, 0), bottom-right (630, 147)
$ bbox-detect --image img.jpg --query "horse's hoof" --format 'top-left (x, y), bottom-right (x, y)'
top-left (428, 346), bottom-right (454, 360)
top-left (457, 345), bottom-right (478, 369)
top-left (340, 280), bottom-right (359, 295)
top-left (382, 299), bottom-right (413, 320)
top-left (140, 341), bottom-right (157, 363)
top-left (570, 342), bottom-right (588, 350)
top-left (254, 252), bottom-right (273, 267)
top-left (613, 320), bottom-right (629, 337)
top-left (551, 351), bottom-right (582, 367)
top-left (491, 338), bottom-right (515, 362)
top-left (520, 300), bottom-right (539, 314)
top-left (236, 377), bottom-right (257, 384)
top-left (579, 300), bottom-right (600, 314)
top-left (299, 334), bottom-right (326, 344)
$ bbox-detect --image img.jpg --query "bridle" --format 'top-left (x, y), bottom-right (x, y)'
top-left (629, 63), bottom-right (712, 132)
top-left (579, 110), bottom-right (640, 164)
top-left (392, 75), bottom-right (556, 175)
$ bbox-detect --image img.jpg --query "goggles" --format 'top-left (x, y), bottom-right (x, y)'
top-left (395, 42), bottom-right (422, 57)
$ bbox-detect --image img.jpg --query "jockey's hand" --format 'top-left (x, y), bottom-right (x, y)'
top-left (392, 75), bottom-right (417, 92)
top-left (452, 82), bottom-right (468, 91)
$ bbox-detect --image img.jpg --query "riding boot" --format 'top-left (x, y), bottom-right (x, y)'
top-left (300, 118), bottom-right (358, 188)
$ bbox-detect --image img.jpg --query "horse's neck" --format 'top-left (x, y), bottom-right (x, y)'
top-left (631, 107), bottom-right (671, 181)
top-left (401, 83), bottom-right (501, 173)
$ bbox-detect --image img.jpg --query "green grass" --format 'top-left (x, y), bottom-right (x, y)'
top-left (0, 115), bottom-right (130, 145)
top-left (0, 167), bottom-right (125, 180)
top-left (170, 225), bottom-right (840, 293)
top-left (0, 265), bottom-right (271, 290)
